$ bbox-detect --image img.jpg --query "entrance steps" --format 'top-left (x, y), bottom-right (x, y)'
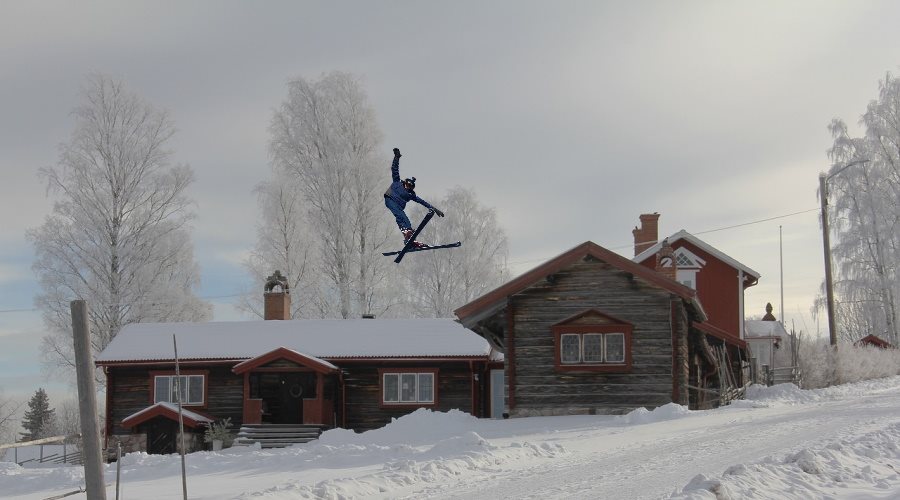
top-left (233, 424), bottom-right (326, 449)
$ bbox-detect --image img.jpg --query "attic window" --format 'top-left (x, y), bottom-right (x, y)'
top-left (676, 253), bottom-right (693, 267)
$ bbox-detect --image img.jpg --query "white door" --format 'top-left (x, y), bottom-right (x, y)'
top-left (490, 369), bottom-right (506, 419)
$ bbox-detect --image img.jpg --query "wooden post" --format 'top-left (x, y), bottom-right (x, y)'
top-left (173, 335), bottom-right (188, 500)
top-left (115, 443), bottom-right (121, 500)
top-left (71, 300), bottom-right (107, 500)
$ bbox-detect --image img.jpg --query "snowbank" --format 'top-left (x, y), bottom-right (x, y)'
top-left (673, 422), bottom-right (900, 499)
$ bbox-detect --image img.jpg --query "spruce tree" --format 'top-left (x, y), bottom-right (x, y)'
top-left (20, 388), bottom-right (55, 441)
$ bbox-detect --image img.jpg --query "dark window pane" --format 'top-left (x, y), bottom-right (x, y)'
top-left (384, 374), bottom-right (399, 402)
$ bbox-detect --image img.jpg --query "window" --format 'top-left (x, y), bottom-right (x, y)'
top-left (381, 371), bottom-right (436, 405)
top-left (154, 375), bottom-right (205, 406)
top-left (552, 309), bottom-right (633, 373)
top-left (558, 333), bottom-right (626, 365)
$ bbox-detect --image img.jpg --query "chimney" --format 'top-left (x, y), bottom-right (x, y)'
top-left (633, 213), bottom-right (660, 256)
top-left (655, 238), bottom-right (677, 282)
top-left (263, 270), bottom-right (291, 320)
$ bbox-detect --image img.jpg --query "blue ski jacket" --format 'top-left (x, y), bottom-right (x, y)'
top-left (384, 155), bottom-right (434, 210)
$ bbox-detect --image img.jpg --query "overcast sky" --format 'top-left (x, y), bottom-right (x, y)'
top-left (1, 1), bottom-right (898, 407)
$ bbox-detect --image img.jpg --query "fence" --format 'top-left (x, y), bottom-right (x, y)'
top-left (0, 435), bottom-right (83, 466)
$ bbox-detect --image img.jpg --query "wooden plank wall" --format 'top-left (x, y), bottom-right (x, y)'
top-left (108, 365), bottom-right (244, 435)
top-left (509, 257), bottom-right (679, 416)
top-left (341, 361), bottom-right (474, 432)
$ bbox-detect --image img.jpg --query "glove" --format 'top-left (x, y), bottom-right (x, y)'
top-left (393, 147), bottom-right (401, 158)
top-left (433, 208), bottom-right (445, 217)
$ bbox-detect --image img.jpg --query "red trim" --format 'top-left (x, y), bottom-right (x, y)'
top-left (105, 368), bottom-right (112, 451)
top-left (552, 324), bottom-right (633, 373)
top-left (671, 301), bottom-right (679, 403)
top-left (693, 322), bottom-right (748, 349)
top-left (377, 368), bottom-right (440, 409)
top-left (97, 359), bottom-right (245, 367)
top-left (455, 241), bottom-right (697, 322)
top-left (98, 355), bottom-right (490, 367)
top-left (507, 304), bottom-right (516, 410)
top-left (470, 361), bottom-right (476, 417)
top-left (232, 347), bottom-right (339, 375)
top-left (121, 403), bottom-right (215, 429)
top-left (148, 370), bottom-right (209, 409)
top-left (552, 309), bottom-right (632, 327)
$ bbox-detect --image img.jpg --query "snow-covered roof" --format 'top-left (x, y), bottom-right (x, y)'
top-left (121, 402), bottom-right (213, 428)
top-left (633, 230), bottom-right (761, 279)
top-left (96, 318), bottom-right (492, 363)
top-left (744, 320), bottom-right (788, 338)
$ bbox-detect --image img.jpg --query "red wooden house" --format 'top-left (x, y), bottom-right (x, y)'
top-left (95, 272), bottom-right (501, 456)
top-left (455, 214), bottom-right (761, 417)
top-left (632, 213), bottom-right (760, 348)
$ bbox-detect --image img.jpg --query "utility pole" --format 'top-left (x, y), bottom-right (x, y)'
top-left (71, 300), bottom-right (107, 500)
top-left (820, 159), bottom-right (870, 347)
top-left (820, 174), bottom-right (838, 346)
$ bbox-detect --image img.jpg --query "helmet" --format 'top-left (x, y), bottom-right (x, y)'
top-left (403, 177), bottom-right (416, 189)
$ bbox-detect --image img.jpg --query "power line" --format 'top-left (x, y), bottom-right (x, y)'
top-left (508, 207), bottom-right (821, 267)
top-left (0, 293), bottom-right (245, 315)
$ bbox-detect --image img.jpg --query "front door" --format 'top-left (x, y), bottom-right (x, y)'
top-left (278, 372), bottom-right (304, 424)
top-left (253, 372), bottom-right (318, 424)
top-left (146, 418), bottom-right (178, 454)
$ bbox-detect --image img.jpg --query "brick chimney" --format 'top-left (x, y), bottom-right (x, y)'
top-left (263, 270), bottom-right (291, 320)
top-left (633, 213), bottom-right (660, 256)
top-left (655, 238), bottom-right (677, 281)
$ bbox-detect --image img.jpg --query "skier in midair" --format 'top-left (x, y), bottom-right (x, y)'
top-left (384, 147), bottom-right (444, 248)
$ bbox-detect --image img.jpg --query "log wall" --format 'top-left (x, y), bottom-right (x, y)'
top-left (341, 361), bottom-right (474, 432)
top-left (508, 257), bottom-right (683, 416)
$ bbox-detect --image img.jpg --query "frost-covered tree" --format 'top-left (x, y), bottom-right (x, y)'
top-left (267, 72), bottom-right (395, 318)
top-left (240, 171), bottom-right (320, 318)
top-left (28, 74), bottom-right (211, 377)
top-left (403, 187), bottom-right (509, 317)
top-left (821, 72), bottom-right (900, 344)
top-left (20, 388), bottom-right (55, 442)
top-left (0, 390), bottom-right (23, 444)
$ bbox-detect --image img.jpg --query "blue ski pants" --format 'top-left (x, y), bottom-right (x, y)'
top-left (385, 196), bottom-right (412, 231)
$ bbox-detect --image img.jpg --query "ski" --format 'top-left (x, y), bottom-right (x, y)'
top-left (388, 211), bottom-right (434, 263)
top-left (382, 241), bottom-right (462, 257)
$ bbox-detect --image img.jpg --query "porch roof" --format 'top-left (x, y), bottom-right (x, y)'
top-left (97, 318), bottom-right (492, 364)
top-left (121, 402), bottom-right (214, 429)
top-left (232, 347), bottom-right (340, 374)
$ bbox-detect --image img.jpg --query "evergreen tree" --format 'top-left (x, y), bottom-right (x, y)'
top-left (20, 388), bottom-right (55, 442)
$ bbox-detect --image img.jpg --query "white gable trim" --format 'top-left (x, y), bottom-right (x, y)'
top-left (674, 247), bottom-right (706, 269)
top-left (633, 230), bottom-right (761, 279)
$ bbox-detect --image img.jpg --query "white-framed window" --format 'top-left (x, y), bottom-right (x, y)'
top-left (560, 333), bottom-right (626, 364)
top-left (382, 372), bottom-right (435, 404)
top-left (154, 375), bottom-right (204, 405)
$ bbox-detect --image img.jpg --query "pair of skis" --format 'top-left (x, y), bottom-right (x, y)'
top-left (382, 210), bottom-right (461, 263)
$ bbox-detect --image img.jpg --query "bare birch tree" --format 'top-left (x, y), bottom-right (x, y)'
top-left (820, 72), bottom-right (900, 343)
top-left (28, 74), bottom-right (211, 378)
top-left (240, 170), bottom-right (321, 318)
top-left (267, 72), bottom-right (395, 318)
top-left (403, 187), bottom-right (509, 317)
top-left (0, 390), bottom-right (23, 444)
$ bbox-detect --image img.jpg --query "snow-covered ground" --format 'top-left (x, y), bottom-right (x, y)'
top-left (4, 377), bottom-right (900, 499)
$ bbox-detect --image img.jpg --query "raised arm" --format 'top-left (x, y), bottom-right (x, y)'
top-left (391, 148), bottom-right (402, 183)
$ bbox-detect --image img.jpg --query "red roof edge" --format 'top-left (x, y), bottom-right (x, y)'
top-left (232, 347), bottom-right (339, 375)
top-left (693, 322), bottom-right (747, 349)
top-left (121, 403), bottom-right (214, 429)
top-left (455, 241), bottom-right (698, 321)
